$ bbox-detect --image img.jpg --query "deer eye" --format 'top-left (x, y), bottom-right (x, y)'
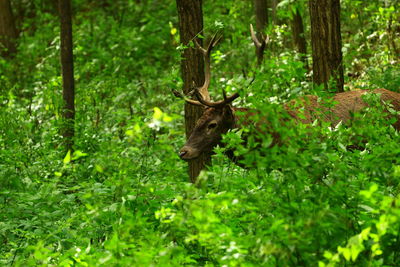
top-left (208, 121), bottom-right (217, 129)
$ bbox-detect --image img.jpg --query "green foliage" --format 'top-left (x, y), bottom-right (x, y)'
top-left (1, 0), bottom-right (400, 266)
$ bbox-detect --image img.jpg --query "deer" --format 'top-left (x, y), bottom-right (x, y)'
top-left (174, 35), bottom-right (400, 164)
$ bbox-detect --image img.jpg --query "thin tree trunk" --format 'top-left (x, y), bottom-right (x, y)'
top-left (309, 0), bottom-right (344, 92)
top-left (0, 0), bottom-right (18, 58)
top-left (176, 0), bottom-right (210, 182)
top-left (254, 0), bottom-right (268, 33)
top-left (387, 14), bottom-right (400, 58)
top-left (291, 6), bottom-right (308, 68)
top-left (59, 0), bottom-right (75, 151)
top-left (254, 0), bottom-right (268, 65)
top-left (271, 0), bottom-right (279, 25)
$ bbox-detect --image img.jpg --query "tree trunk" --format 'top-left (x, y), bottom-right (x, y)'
top-left (387, 14), bottom-right (400, 58)
top-left (254, 0), bottom-right (268, 33)
top-left (0, 0), bottom-right (18, 58)
top-left (254, 0), bottom-right (268, 65)
top-left (291, 6), bottom-right (308, 68)
top-left (59, 0), bottom-right (75, 151)
top-left (309, 0), bottom-right (344, 92)
top-left (176, 0), bottom-right (210, 182)
top-left (271, 0), bottom-right (279, 25)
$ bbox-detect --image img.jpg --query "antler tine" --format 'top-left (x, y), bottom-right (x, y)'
top-left (194, 90), bottom-right (240, 108)
top-left (264, 34), bottom-right (270, 46)
top-left (250, 24), bottom-right (269, 49)
top-left (250, 24), bottom-right (262, 48)
top-left (193, 34), bottom-right (221, 102)
top-left (182, 33), bottom-right (240, 109)
top-left (209, 34), bottom-right (222, 51)
top-left (194, 33), bottom-right (221, 56)
top-left (222, 89), bottom-right (227, 100)
top-left (172, 89), bottom-right (203, 107)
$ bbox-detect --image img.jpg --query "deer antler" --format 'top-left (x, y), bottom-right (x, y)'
top-left (173, 34), bottom-right (240, 108)
top-left (193, 34), bottom-right (222, 102)
top-left (250, 24), bottom-right (270, 50)
top-left (250, 24), bottom-right (269, 65)
top-left (192, 34), bottom-right (240, 108)
top-left (194, 89), bottom-right (239, 108)
top-left (172, 89), bottom-right (203, 107)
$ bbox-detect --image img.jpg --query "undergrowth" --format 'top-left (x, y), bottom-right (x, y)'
top-left (1, 0), bottom-right (400, 266)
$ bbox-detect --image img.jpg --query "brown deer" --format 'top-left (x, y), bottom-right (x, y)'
top-left (174, 35), bottom-right (400, 162)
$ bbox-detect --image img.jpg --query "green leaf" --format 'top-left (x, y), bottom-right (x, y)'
top-left (63, 150), bottom-right (71, 164)
top-left (170, 28), bottom-right (177, 35)
top-left (95, 164), bottom-right (104, 173)
top-left (338, 246), bottom-right (351, 261)
top-left (323, 251), bottom-right (333, 259)
top-left (153, 107), bottom-right (163, 120)
top-left (72, 150), bottom-right (88, 160)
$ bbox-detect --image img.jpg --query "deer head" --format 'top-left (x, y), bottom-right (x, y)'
top-left (174, 35), bottom-right (400, 164)
top-left (174, 34), bottom-right (239, 160)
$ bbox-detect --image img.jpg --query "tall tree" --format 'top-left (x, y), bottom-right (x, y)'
top-left (176, 0), bottom-right (209, 182)
top-left (309, 0), bottom-right (344, 92)
top-left (253, 0), bottom-right (269, 65)
top-left (271, 0), bottom-right (279, 25)
top-left (290, 5), bottom-right (307, 68)
top-left (0, 0), bottom-right (18, 58)
top-left (254, 0), bottom-right (268, 34)
top-left (59, 0), bottom-right (75, 151)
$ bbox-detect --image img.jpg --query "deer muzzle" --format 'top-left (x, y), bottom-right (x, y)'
top-left (178, 146), bottom-right (200, 161)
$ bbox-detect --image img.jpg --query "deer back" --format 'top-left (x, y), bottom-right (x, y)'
top-left (285, 89), bottom-right (400, 130)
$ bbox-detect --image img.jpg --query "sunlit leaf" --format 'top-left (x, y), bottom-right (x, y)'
top-left (63, 150), bottom-right (71, 164)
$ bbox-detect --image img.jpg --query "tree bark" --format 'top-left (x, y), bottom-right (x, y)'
top-left (176, 0), bottom-right (210, 182)
top-left (309, 0), bottom-right (344, 92)
top-left (254, 0), bottom-right (268, 65)
top-left (59, 0), bottom-right (75, 151)
top-left (0, 0), bottom-right (18, 58)
top-left (271, 0), bottom-right (279, 25)
top-left (254, 0), bottom-right (268, 33)
top-left (291, 6), bottom-right (308, 68)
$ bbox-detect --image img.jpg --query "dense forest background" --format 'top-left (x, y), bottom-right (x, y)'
top-left (1, 0), bottom-right (400, 266)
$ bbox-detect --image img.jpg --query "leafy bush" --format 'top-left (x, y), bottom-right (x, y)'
top-left (1, 0), bottom-right (400, 266)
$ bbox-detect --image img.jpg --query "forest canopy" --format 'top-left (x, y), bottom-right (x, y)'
top-left (1, 0), bottom-right (400, 266)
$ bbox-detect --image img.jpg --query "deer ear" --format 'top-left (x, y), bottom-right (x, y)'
top-left (223, 105), bottom-right (234, 117)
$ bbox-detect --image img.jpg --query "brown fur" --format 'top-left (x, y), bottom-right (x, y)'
top-left (285, 89), bottom-right (400, 130)
top-left (179, 89), bottom-right (400, 161)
